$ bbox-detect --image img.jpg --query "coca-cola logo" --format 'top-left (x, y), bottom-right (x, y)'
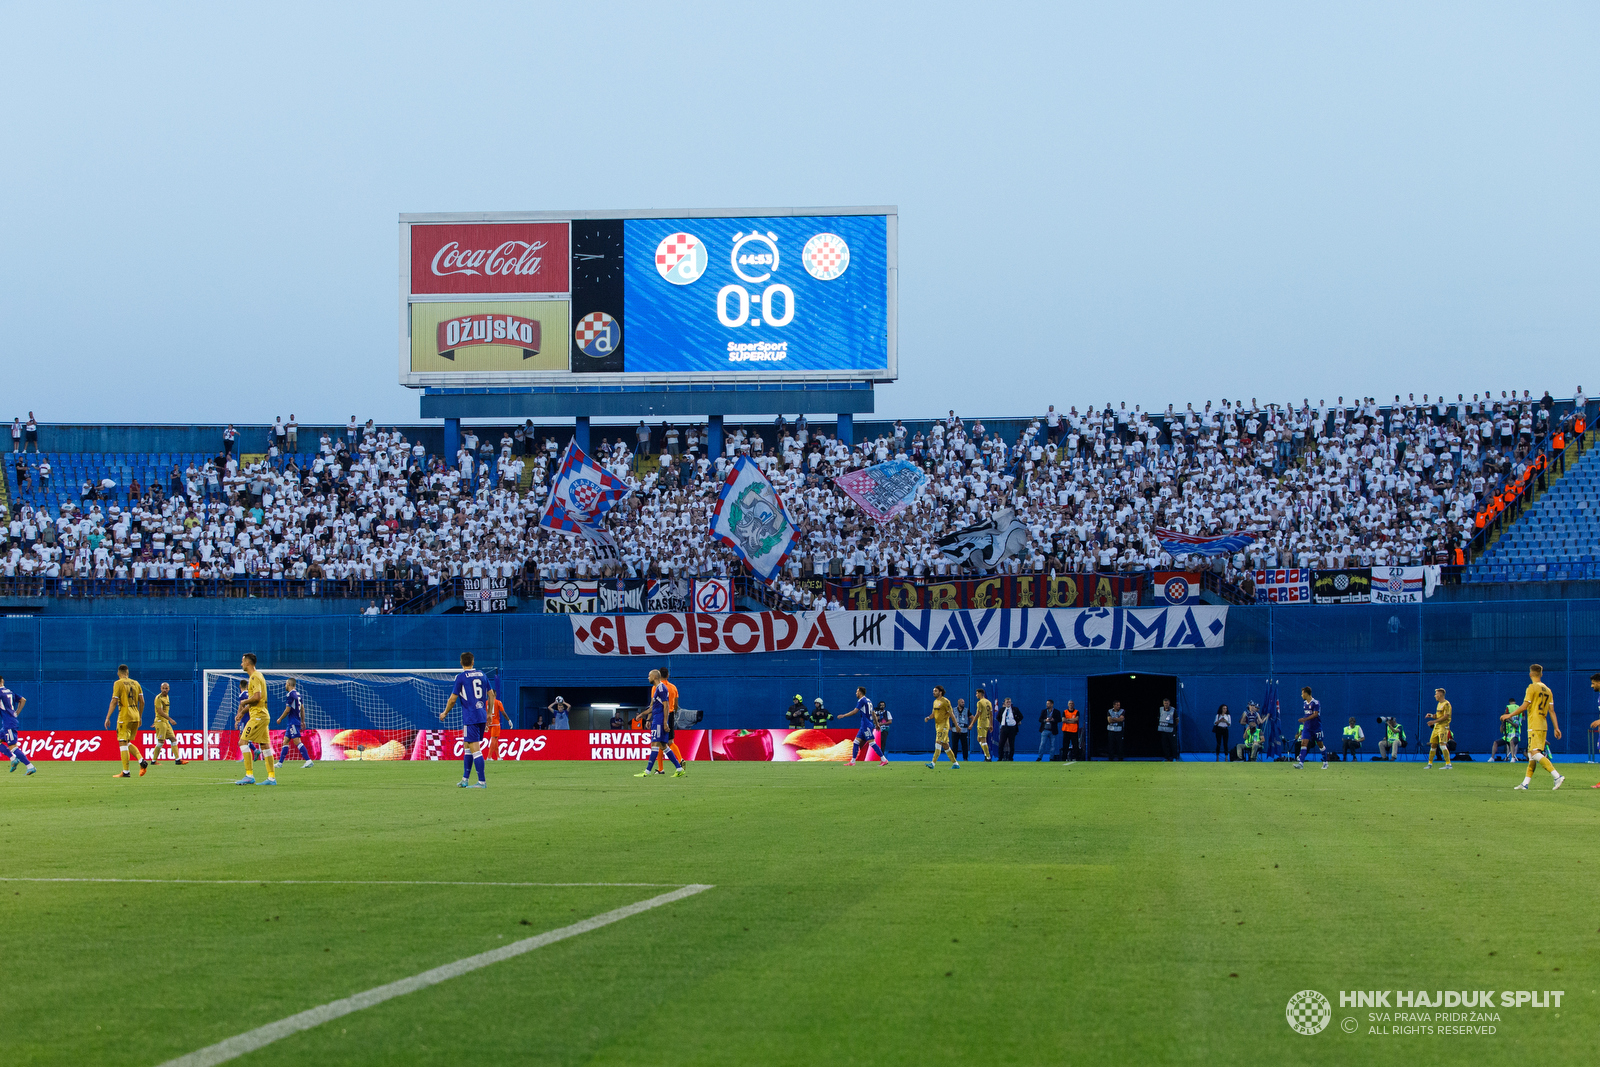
top-left (410, 223), bottom-right (570, 295)
top-left (431, 240), bottom-right (547, 280)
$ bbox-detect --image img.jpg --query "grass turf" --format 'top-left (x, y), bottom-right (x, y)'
top-left (1, 757), bottom-right (1597, 1066)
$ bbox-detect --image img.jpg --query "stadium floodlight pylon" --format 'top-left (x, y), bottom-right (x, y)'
top-left (199, 668), bottom-right (501, 762)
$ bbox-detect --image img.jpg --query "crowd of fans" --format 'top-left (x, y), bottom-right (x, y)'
top-left (1, 389), bottom-right (1589, 608)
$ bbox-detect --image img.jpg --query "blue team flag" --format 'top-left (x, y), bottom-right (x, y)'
top-left (1155, 528), bottom-right (1256, 558)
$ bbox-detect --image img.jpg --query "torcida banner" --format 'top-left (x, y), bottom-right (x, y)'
top-left (569, 606), bottom-right (1228, 656)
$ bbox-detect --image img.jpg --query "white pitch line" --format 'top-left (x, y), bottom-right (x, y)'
top-left (0, 877), bottom-right (680, 887)
top-left (158, 883), bottom-right (713, 1067)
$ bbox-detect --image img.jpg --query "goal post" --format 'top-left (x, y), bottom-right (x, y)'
top-left (200, 668), bottom-right (502, 763)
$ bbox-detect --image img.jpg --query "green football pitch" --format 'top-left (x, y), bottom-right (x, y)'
top-left (2, 758), bottom-right (1596, 1067)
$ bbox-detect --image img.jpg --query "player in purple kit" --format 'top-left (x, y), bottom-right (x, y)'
top-left (438, 652), bottom-right (489, 788)
top-left (1294, 686), bottom-right (1328, 769)
top-left (0, 676), bottom-right (38, 775)
top-left (634, 669), bottom-right (685, 778)
top-left (839, 686), bottom-right (887, 766)
top-left (275, 677), bottom-right (313, 769)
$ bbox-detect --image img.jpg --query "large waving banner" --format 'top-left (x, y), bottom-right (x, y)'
top-left (709, 456), bottom-right (796, 582)
top-left (571, 605), bottom-right (1227, 656)
top-left (835, 460), bottom-right (927, 522)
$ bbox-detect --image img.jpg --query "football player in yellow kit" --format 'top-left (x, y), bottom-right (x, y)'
top-left (1425, 688), bottom-right (1453, 769)
top-left (924, 686), bottom-right (961, 770)
top-left (1505, 664), bottom-right (1563, 791)
top-left (103, 664), bottom-right (146, 777)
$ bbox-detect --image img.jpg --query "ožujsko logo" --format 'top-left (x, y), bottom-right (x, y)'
top-left (436, 313), bottom-right (541, 360)
top-left (802, 233), bottom-right (850, 280)
top-left (731, 231), bottom-right (781, 283)
top-left (431, 239), bottom-right (548, 279)
top-left (1286, 990), bottom-right (1332, 1035)
top-left (655, 233), bottom-right (706, 285)
top-left (574, 311), bottom-right (619, 358)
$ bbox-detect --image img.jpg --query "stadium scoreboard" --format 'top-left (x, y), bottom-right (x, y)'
top-left (399, 208), bottom-right (897, 389)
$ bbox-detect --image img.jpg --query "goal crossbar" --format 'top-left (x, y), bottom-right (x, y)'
top-left (199, 668), bottom-right (500, 764)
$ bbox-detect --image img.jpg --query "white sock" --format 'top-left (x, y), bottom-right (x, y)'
top-left (1522, 776), bottom-right (1532, 785)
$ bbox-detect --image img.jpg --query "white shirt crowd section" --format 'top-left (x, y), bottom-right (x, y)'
top-left (0, 392), bottom-right (1578, 606)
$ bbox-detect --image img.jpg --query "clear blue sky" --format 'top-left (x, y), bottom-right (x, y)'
top-left (2, 2), bottom-right (1595, 426)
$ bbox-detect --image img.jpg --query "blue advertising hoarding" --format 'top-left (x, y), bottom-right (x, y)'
top-left (400, 208), bottom-right (896, 388)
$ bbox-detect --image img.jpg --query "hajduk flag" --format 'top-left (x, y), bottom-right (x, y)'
top-left (1155, 528), bottom-right (1256, 558)
top-left (834, 459), bottom-right (928, 522)
top-left (540, 440), bottom-right (633, 558)
top-left (708, 456), bottom-right (795, 582)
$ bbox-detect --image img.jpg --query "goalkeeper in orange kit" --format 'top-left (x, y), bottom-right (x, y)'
top-left (654, 666), bottom-right (686, 773)
top-left (483, 692), bottom-right (505, 759)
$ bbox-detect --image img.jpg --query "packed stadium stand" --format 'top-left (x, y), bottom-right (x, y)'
top-left (2, 393), bottom-right (1590, 611)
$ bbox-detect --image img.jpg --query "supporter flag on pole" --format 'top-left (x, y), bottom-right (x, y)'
top-left (1154, 528), bottom-right (1256, 558)
top-left (834, 459), bottom-right (928, 522)
top-left (540, 441), bottom-right (632, 558)
top-left (708, 456), bottom-right (795, 582)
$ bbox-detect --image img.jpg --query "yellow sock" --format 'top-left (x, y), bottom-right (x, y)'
top-left (979, 742), bottom-right (990, 758)
top-left (242, 747), bottom-right (254, 777)
top-left (1539, 755), bottom-right (1555, 774)
top-left (127, 741), bottom-right (142, 762)
top-left (121, 745), bottom-right (130, 772)
top-left (264, 752), bottom-right (276, 779)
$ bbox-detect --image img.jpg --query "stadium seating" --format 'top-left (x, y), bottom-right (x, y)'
top-left (5, 452), bottom-right (219, 515)
top-left (1466, 439), bottom-right (1600, 582)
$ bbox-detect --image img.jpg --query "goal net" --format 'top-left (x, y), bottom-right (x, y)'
top-left (201, 669), bottom-right (501, 763)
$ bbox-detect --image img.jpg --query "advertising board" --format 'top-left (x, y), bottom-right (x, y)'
top-left (400, 208), bottom-right (895, 387)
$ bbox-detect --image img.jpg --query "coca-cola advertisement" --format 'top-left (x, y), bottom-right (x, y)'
top-left (410, 222), bottom-right (570, 295)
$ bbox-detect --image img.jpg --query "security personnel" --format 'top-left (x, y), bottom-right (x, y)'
top-left (808, 697), bottom-right (831, 729)
top-left (1494, 699), bottom-right (1522, 762)
top-left (1060, 700), bottom-right (1080, 761)
top-left (1377, 717), bottom-right (1404, 760)
top-left (786, 695), bottom-right (807, 729)
top-left (949, 698), bottom-right (973, 761)
top-left (1341, 717), bottom-right (1365, 761)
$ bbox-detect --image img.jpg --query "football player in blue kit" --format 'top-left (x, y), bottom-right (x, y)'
top-left (276, 677), bottom-right (313, 769)
top-left (0, 676), bottom-right (37, 775)
top-left (838, 686), bottom-right (888, 766)
top-left (439, 652), bottom-right (489, 788)
top-left (1295, 686), bottom-right (1328, 769)
top-left (635, 669), bottom-right (686, 779)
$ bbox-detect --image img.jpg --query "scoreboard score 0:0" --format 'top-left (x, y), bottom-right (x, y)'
top-left (399, 207), bottom-right (896, 388)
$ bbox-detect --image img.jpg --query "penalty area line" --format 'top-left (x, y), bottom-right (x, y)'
top-left (157, 883), bottom-right (714, 1067)
top-left (0, 877), bottom-right (683, 887)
